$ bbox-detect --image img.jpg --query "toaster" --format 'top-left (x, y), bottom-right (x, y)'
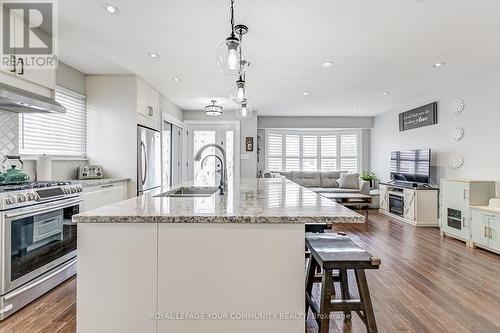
top-left (77, 165), bottom-right (104, 180)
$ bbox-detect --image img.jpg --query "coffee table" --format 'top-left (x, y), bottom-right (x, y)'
top-left (320, 193), bottom-right (372, 218)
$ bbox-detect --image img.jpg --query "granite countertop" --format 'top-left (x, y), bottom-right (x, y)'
top-left (70, 178), bottom-right (129, 187)
top-left (74, 178), bottom-right (364, 224)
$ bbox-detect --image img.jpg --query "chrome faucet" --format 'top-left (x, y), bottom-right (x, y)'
top-left (201, 154), bottom-right (224, 195)
top-left (194, 143), bottom-right (227, 194)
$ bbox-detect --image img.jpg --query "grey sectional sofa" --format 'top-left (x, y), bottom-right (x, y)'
top-left (262, 170), bottom-right (370, 195)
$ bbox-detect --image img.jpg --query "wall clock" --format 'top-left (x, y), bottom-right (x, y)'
top-left (449, 126), bottom-right (464, 141)
top-left (450, 99), bottom-right (465, 115)
top-left (449, 153), bottom-right (464, 169)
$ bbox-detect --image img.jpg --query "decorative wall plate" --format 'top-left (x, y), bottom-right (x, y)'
top-left (449, 153), bottom-right (464, 169)
top-left (450, 99), bottom-right (465, 115)
top-left (449, 126), bottom-right (464, 141)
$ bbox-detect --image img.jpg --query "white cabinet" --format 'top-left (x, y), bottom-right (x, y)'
top-left (403, 189), bottom-right (416, 221)
top-left (80, 182), bottom-right (128, 213)
top-left (137, 78), bottom-right (160, 130)
top-left (471, 208), bottom-right (500, 254)
top-left (440, 180), bottom-right (495, 243)
top-left (380, 185), bottom-right (389, 211)
top-left (379, 184), bottom-right (438, 226)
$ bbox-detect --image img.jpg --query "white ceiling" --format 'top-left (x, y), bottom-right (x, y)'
top-left (59, 0), bottom-right (500, 116)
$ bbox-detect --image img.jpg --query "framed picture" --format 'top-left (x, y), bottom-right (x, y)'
top-left (245, 137), bottom-right (254, 152)
top-left (399, 102), bottom-right (438, 132)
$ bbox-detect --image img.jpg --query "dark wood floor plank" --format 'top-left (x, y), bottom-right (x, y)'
top-left (2, 212), bottom-right (500, 333)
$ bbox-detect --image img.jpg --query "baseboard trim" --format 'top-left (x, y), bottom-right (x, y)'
top-left (378, 209), bottom-right (438, 227)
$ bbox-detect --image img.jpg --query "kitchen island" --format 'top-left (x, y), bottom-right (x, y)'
top-left (74, 178), bottom-right (363, 333)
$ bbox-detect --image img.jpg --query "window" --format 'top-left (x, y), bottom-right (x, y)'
top-left (265, 130), bottom-right (360, 173)
top-left (19, 89), bottom-right (87, 157)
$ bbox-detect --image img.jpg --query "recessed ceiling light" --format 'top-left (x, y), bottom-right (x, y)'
top-left (433, 62), bottom-right (446, 68)
top-left (382, 92), bottom-right (390, 96)
top-left (148, 52), bottom-right (159, 58)
top-left (303, 92), bottom-right (311, 96)
top-left (104, 4), bottom-right (119, 14)
top-left (322, 61), bottom-right (333, 68)
top-left (173, 77), bottom-right (181, 82)
top-left (354, 107), bottom-right (359, 112)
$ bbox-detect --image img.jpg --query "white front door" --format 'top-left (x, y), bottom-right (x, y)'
top-left (186, 123), bottom-right (239, 187)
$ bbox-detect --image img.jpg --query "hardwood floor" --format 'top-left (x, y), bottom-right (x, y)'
top-left (2, 212), bottom-right (500, 333)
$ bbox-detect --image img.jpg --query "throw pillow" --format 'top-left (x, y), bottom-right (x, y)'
top-left (338, 173), bottom-right (360, 189)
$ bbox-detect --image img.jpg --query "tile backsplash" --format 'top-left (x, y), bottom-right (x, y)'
top-left (0, 111), bottom-right (18, 156)
top-left (1, 111), bottom-right (87, 180)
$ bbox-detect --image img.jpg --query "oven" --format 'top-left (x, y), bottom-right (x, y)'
top-left (0, 197), bottom-right (80, 296)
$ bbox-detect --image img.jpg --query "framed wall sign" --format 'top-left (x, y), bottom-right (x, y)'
top-left (245, 137), bottom-right (254, 151)
top-left (399, 102), bottom-right (438, 132)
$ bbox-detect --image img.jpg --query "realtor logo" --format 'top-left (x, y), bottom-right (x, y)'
top-left (0, 0), bottom-right (57, 69)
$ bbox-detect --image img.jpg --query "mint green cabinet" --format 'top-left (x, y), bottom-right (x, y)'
top-left (471, 208), bottom-right (500, 254)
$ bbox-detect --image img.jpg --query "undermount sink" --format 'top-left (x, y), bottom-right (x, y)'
top-left (157, 186), bottom-right (218, 198)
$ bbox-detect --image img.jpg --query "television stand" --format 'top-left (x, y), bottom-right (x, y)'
top-left (378, 182), bottom-right (439, 227)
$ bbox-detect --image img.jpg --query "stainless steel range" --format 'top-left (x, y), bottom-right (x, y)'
top-left (0, 181), bottom-right (82, 320)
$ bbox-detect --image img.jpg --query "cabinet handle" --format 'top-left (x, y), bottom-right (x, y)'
top-left (101, 184), bottom-right (115, 188)
top-left (462, 217), bottom-right (466, 227)
top-left (18, 58), bottom-right (24, 75)
top-left (489, 226), bottom-right (493, 239)
top-left (463, 189), bottom-right (467, 200)
top-left (10, 55), bottom-right (16, 73)
top-left (485, 226), bottom-right (489, 238)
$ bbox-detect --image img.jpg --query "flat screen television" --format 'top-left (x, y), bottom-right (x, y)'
top-left (390, 149), bottom-right (431, 184)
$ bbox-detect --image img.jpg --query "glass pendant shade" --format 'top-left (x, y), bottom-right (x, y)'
top-left (235, 101), bottom-right (253, 119)
top-left (205, 100), bottom-right (223, 116)
top-left (230, 79), bottom-right (251, 103)
top-left (216, 37), bottom-right (249, 76)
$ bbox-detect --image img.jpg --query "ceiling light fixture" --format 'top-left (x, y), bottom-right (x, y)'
top-left (205, 100), bottom-right (223, 116)
top-left (104, 4), bottom-right (119, 14)
top-left (216, 0), bottom-right (249, 76)
top-left (173, 77), bottom-right (181, 82)
top-left (148, 52), bottom-right (159, 58)
top-left (231, 74), bottom-right (251, 103)
top-left (382, 92), bottom-right (390, 96)
top-left (433, 62), bottom-right (446, 68)
top-left (322, 61), bottom-right (333, 68)
top-left (236, 100), bottom-right (253, 119)
top-left (303, 92), bottom-right (311, 96)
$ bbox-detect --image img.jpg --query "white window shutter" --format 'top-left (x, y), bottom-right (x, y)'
top-left (19, 90), bottom-right (87, 157)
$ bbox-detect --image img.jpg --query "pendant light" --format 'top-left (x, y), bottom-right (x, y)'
top-left (205, 100), bottom-right (223, 116)
top-left (236, 100), bottom-right (253, 119)
top-left (216, 0), bottom-right (249, 76)
top-left (230, 74), bottom-right (251, 103)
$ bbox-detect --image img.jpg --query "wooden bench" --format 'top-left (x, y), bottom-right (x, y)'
top-left (305, 233), bottom-right (381, 333)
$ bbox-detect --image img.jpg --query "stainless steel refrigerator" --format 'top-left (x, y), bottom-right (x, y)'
top-left (137, 125), bottom-right (161, 195)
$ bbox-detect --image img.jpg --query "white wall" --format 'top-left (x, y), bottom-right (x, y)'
top-left (258, 116), bottom-right (373, 129)
top-left (56, 62), bottom-right (86, 95)
top-left (182, 111), bottom-right (258, 178)
top-left (160, 94), bottom-right (183, 125)
top-left (371, 68), bottom-right (500, 184)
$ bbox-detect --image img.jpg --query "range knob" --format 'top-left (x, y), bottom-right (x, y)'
top-left (63, 188), bottom-right (71, 194)
top-left (76, 187), bottom-right (83, 193)
top-left (28, 192), bottom-right (37, 201)
top-left (6, 195), bottom-right (16, 205)
top-left (70, 187), bottom-right (77, 194)
top-left (17, 194), bottom-right (27, 202)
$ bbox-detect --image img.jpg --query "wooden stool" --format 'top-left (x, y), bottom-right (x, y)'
top-left (305, 233), bottom-right (381, 333)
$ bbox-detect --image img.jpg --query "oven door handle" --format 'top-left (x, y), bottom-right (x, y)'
top-left (5, 199), bottom-right (83, 219)
top-left (4, 259), bottom-right (77, 301)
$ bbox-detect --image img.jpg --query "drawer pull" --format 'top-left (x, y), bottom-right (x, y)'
top-left (101, 184), bottom-right (115, 188)
top-left (485, 226), bottom-right (489, 238)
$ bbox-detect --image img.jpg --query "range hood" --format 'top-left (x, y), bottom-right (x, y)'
top-left (0, 82), bottom-right (66, 113)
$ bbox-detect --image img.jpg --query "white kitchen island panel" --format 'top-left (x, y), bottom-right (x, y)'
top-left (77, 223), bottom-right (158, 333)
top-left (157, 223), bottom-right (304, 333)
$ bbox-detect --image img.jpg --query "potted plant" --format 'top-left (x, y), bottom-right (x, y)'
top-left (361, 171), bottom-right (377, 189)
